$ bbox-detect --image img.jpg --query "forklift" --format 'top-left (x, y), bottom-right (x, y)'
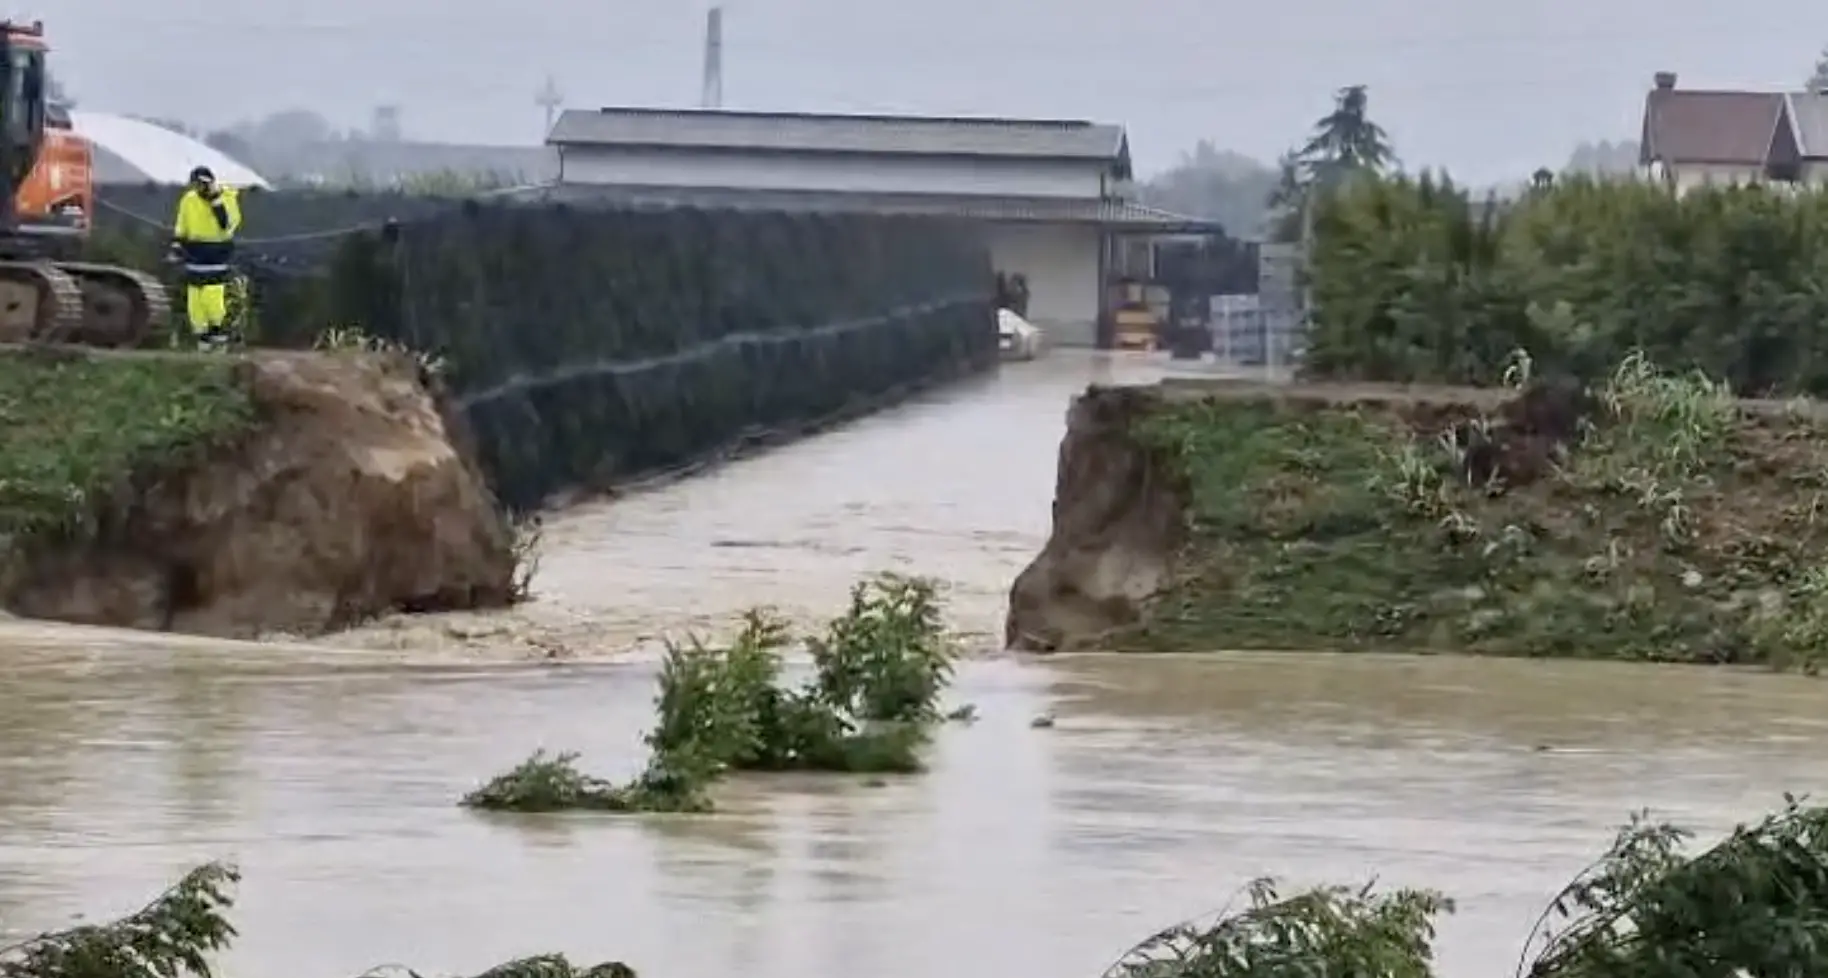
top-left (1110, 276), bottom-right (1159, 351)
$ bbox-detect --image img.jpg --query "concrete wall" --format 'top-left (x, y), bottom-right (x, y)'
top-left (557, 146), bottom-right (1109, 199)
top-left (987, 222), bottom-right (1101, 347)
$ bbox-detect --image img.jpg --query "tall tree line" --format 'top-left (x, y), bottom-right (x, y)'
top-left (1140, 85), bottom-right (1398, 242)
top-left (1265, 84), bottom-right (1398, 242)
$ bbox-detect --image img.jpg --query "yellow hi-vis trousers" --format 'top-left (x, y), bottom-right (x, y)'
top-left (186, 282), bottom-right (228, 334)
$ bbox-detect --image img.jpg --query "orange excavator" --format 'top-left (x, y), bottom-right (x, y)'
top-left (0, 20), bottom-right (168, 345)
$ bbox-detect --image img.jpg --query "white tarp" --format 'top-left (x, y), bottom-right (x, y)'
top-left (68, 111), bottom-right (271, 189)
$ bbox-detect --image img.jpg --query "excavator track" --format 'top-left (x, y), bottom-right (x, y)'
top-left (0, 260), bottom-right (170, 348)
top-left (52, 262), bottom-right (172, 348)
top-left (0, 260), bottom-right (82, 343)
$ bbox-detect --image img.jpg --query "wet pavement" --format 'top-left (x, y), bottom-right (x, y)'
top-left (1, 353), bottom-right (1821, 978)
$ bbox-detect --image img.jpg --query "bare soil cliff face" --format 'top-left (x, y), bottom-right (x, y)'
top-left (6, 351), bottom-right (517, 637)
top-left (1004, 386), bottom-right (1187, 652)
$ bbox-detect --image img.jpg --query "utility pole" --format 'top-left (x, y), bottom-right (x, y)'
top-left (535, 75), bottom-right (564, 135)
top-left (701, 7), bottom-right (724, 108)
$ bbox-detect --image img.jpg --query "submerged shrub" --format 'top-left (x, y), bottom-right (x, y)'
top-left (464, 572), bottom-right (960, 814)
top-left (459, 749), bottom-right (703, 814)
top-left (645, 610), bottom-right (793, 776)
top-left (808, 573), bottom-right (955, 724)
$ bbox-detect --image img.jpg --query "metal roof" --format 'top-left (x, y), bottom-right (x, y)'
top-left (525, 182), bottom-right (1219, 231)
top-left (1785, 92), bottom-right (1828, 158)
top-left (1638, 89), bottom-right (1785, 166)
top-left (548, 107), bottom-right (1130, 171)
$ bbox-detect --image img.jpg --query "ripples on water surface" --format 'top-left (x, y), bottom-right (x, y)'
top-left (3, 356), bottom-right (1827, 978)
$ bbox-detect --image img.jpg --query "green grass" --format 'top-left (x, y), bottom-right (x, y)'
top-left (1130, 400), bottom-right (1478, 653)
top-left (1122, 357), bottom-right (1828, 666)
top-left (0, 349), bottom-right (257, 545)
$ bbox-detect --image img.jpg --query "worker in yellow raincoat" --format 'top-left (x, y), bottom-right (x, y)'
top-left (169, 166), bottom-right (242, 350)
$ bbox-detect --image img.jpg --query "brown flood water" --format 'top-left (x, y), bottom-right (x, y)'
top-left (1, 354), bottom-right (1825, 978)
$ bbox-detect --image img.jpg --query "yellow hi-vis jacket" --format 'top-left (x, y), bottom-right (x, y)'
top-left (172, 186), bottom-right (242, 284)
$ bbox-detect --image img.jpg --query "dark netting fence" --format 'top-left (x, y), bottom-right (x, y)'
top-left (93, 185), bottom-right (998, 509)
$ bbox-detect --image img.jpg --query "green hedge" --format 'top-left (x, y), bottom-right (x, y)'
top-left (92, 187), bottom-right (997, 509)
top-left (1302, 173), bottom-right (1828, 395)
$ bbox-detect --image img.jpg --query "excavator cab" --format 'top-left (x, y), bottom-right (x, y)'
top-left (0, 22), bottom-right (89, 255)
top-left (0, 23), bottom-right (47, 237)
top-left (0, 20), bottom-right (167, 345)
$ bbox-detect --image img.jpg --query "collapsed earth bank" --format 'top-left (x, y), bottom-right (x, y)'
top-left (0, 347), bottom-right (517, 637)
top-left (1007, 365), bottom-right (1828, 666)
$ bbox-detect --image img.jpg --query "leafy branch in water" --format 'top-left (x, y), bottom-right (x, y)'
top-left (1103, 797), bottom-right (1828, 977)
top-left (456, 749), bottom-right (694, 813)
top-left (0, 863), bottom-right (635, 978)
top-left (1519, 794), bottom-right (1828, 978)
top-left (1103, 877), bottom-right (1450, 978)
top-left (445, 956), bottom-right (633, 978)
top-left (0, 863), bottom-right (238, 978)
top-left (463, 572), bottom-right (959, 814)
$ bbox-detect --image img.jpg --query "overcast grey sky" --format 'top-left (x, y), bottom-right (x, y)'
top-left (36, 0), bottom-right (1826, 183)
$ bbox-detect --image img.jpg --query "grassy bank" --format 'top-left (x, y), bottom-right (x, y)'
top-left (0, 348), bottom-right (256, 548)
top-left (1125, 353), bottom-right (1828, 666)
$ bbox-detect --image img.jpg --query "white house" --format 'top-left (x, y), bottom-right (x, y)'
top-left (545, 107), bottom-right (1217, 347)
top-left (1637, 72), bottom-right (1820, 192)
top-left (1780, 92), bottom-right (1828, 184)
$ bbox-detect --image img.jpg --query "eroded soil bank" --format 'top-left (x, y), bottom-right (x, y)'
top-left (0, 346), bottom-right (516, 638)
top-left (1008, 369), bottom-right (1828, 665)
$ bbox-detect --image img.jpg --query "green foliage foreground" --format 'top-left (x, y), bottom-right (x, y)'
top-left (0, 863), bottom-right (635, 978)
top-left (1302, 173), bottom-right (1828, 396)
top-left (19, 800), bottom-right (1828, 978)
top-left (1104, 797), bottom-right (1828, 978)
top-left (1130, 353), bottom-right (1828, 666)
top-left (462, 573), bottom-right (959, 813)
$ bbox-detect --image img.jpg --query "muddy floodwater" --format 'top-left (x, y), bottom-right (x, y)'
top-left (3, 354), bottom-right (1827, 978)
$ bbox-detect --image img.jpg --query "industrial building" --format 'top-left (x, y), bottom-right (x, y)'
top-left (545, 107), bottom-right (1217, 347)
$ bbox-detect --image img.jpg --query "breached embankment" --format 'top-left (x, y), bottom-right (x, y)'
top-left (1007, 365), bottom-right (1828, 666)
top-left (0, 346), bottom-right (516, 638)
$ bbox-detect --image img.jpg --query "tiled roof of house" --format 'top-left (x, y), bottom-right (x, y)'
top-left (1639, 89), bottom-right (1785, 165)
top-left (526, 182), bottom-right (1218, 230)
top-left (1785, 92), bottom-right (1828, 158)
top-left (548, 107), bottom-right (1130, 172)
